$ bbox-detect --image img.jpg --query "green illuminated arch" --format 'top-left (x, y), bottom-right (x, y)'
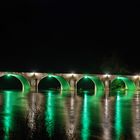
top-left (77, 75), bottom-right (104, 92)
top-left (0, 73), bottom-right (30, 92)
top-left (39, 75), bottom-right (70, 91)
top-left (111, 76), bottom-right (136, 91)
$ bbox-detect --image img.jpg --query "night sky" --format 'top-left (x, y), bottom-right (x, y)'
top-left (0, 1), bottom-right (140, 74)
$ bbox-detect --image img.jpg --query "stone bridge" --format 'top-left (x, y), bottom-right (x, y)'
top-left (0, 72), bottom-right (140, 92)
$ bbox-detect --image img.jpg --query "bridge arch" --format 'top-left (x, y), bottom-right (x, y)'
top-left (76, 75), bottom-right (104, 92)
top-left (111, 76), bottom-right (136, 91)
top-left (38, 74), bottom-right (70, 91)
top-left (0, 73), bottom-right (30, 92)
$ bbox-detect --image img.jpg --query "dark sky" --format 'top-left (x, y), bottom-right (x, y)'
top-left (0, 1), bottom-right (140, 74)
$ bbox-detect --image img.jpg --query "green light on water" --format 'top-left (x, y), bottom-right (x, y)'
top-left (81, 94), bottom-right (90, 140)
top-left (45, 91), bottom-right (55, 138)
top-left (115, 95), bottom-right (122, 140)
top-left (3, 92), bottom-right (13, 140)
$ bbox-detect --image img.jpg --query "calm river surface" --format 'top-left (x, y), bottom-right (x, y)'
top-left (0, 90), bottom-right (140, 140)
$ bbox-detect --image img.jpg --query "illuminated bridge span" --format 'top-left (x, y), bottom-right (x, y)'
top-left (0, 72), bottom-right (140, 92)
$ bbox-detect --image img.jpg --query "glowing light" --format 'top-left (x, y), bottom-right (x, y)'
top-left (134, 75), bottom-right (139, 79)
top-left (3, 92), bottom-right (13, 140)
top-left (117, 95), bottom-right (120, 101)
top-left (7, 74), bottom-right (11, 77)
top-left (104, 73), bottom-right (110, 78)
top-left (34, 72), bottom-right (40, 77)
top-left (48, 75), bottom-right (52, 78)
top-left (115, 95), bottom-right (122, 140)
top-left (53, 75), bottom-right (71, 90)
top-left (84, 75), bottom-right (88, 79)
top-left (70, 72), bottom-right (75, 77)
top-left (81, 94), bottom-right (90, 140)
top-left (31, 72), bottom-right (35, 76)
top-left (45, 91), bottom-right (55, 138)
top-left (112, 76), bottom-right (136, 91)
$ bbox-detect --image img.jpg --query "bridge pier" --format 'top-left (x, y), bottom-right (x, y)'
top-left (136, 79), bottom-right (140, 90)
top-left (30, 79), bottom-right (38, 92)
top-left (69, 78), bottom-right (77, 91)
top-left (104, 79), bottom-right (110, 91)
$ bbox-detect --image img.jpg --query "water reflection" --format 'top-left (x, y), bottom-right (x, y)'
top-left (45, 91), bottom-right (55, 138)
top-left (81, 94), bottom-right (90, 140)
top-left (65, 93), bottom-right (78, 140)
top-left (0, 91), bottom-right (28, 140)
top-left (102, 95), bottom-right (112, 140)
top-left (132, 92), bottom-right (140, 140)
top-left (0, 90), bottom-right (140, 140)
top-left (2, 92), bottom-right (13, 140)
top-left (115, 94), bottom-right (123, 140)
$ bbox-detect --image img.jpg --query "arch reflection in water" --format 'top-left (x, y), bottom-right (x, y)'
top-left (0, 89), bottom-right (139, 140)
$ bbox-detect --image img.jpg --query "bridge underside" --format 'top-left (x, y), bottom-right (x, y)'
top-left (39, 75), bottom-right (70, 91)
top-left (77, 75), bottom-right (104, 92)
top-left (0, 73), bottom-right (30, 92)
top-left (111, 76), bottom-right (136, 91)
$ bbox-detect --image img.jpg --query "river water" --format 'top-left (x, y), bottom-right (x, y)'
top-left (0, 90), bottom-right (140, 140)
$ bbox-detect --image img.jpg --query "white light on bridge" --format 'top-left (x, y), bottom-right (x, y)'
top-left (7, 74), bottom-right (11, 77)
top-left (29, 72), bottom-right (36, 77)
top-left (104, 74), bottom-right (110, 78)
top-left (71, 73), bottom-right (75, 77)
top-left (134, 75), bottom-right (139, 79)
top-left (48, 75), bottom-right (52, 78)
top-left (67, 72), bottom-right (76, 77)
top-left (84, 75), bottom-right (88, 78)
